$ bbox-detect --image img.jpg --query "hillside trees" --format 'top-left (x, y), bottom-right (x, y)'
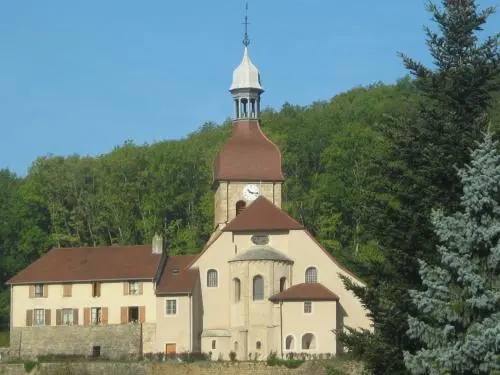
top-left (404, 134), bottom-right (500, 375)
top-left (339, 1), bottom-right (500, 373)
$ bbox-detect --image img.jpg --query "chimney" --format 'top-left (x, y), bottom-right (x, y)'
top-left (152, 234), bottom-right (163, 254)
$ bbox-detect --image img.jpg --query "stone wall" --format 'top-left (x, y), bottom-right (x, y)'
top-left (0, 361), bottom-right (357, 375)
top-left (9, 323), bottom-right (156, 359)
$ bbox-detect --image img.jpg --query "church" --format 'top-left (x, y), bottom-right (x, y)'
top-left (6, 26), bottom-right (372, 361)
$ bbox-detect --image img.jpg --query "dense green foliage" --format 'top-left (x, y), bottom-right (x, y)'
top-left (338, 1), bottom-right (500, 373)
top-left (404, 134), bottom-right (500, 374)
top-left (0, 1), bottom-right (499, 373)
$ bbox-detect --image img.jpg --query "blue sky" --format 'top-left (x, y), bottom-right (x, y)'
top-left (0, 1), bottom-right (498, 175)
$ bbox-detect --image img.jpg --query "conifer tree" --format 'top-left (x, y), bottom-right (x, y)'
top-left (340, 1), bottom-right (499, 373)
top-left (404, 133), bottom-right (500, 375)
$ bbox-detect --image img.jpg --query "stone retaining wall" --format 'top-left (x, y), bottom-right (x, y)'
top-left (9, 323), bottom-right (155, 360)
top-left (0, 361), bottom-right (337, 375)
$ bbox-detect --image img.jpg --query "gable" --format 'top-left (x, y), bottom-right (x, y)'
top-left (224, 196), bottom-right (303, 232)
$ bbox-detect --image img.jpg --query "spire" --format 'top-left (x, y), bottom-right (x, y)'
top-left (243, 2), bottom-right (250, 47)
top-left (229, 1), bottom-right (263, 120)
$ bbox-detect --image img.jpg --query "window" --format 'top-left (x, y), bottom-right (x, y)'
top-left (91, 307), bottom-right (102, 325)
top-left (285, 335), bottom-right (294, 350)
top-left (34, 284), bottom-right (44, 298)
top-left (233, 278), bottom-right (241, 303)
top-left (166, 299), bottom-right (177, 315)
top-left (92, 345), bottom-right (101, 358)
top-left (234, 341), bottom-right (239, 352)
top-left (62, 309), bottom-right (74, 325)
top-left (92, 282), bottom-right (101, 297)
top-left (304, 301), bottom-right (312, 314)
top-left (305, 267), bottom-right (318, 284)
top-left (207, 269), bottom-right (218, 288)
top-left (212, 340), bottom-right (216, 350)
top-left (253, 275), bottom-right (264, 301)
top-left (256, 341), bottom-right (262, 350)
top-left (280, 277), bottom-right (286, 292)
top-left (34, 309), bottom-right (45, 326)
top-left (236, 200), bottom-right (246, 215)
top-left (128, 307), bottom-right (139, 323)
top-left (301, 333), bottom-right (316, 350)
top-left (129, 281), bottom-right (140, 295)
top-left (63, 284), bottom-right (72, 297)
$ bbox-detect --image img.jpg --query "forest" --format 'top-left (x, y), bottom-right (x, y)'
top-left (1, 1), bottom-right (499, 374)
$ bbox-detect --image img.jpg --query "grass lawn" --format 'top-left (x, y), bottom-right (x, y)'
top-left (0, 330), bottom-right (9, 347)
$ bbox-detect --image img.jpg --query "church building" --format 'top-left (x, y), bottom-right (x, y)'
top-left (6, 24), bottom-right (371, 361)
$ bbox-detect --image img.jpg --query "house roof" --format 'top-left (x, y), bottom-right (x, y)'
top-left (213, 119), bottom-right (284, 182)
top-left (7, 245), bottom-right (161, 284)
top-left (229, 246), bottom-right (293, 263)
top-left (223, 196), bottom-right (304, 232)
top-left (269, 283), bottom-right (340, 302)
top-left (155, 255), bottom-right (199, 295)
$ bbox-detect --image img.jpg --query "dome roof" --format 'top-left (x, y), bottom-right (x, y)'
top-left (229, 245), bottom-right (293, 263)
top-left (213, 119), bottom-right (284, 182)
top-left (230, 47), bottom-right (263, 92)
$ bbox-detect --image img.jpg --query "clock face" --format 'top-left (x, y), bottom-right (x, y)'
top-left (243, 184), bottom-right (260, 201)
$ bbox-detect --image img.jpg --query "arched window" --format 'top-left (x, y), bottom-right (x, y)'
top-left (280, 277), bottom-right (286, 292)
top-left (256, 341), bottom-right (262, 350)
top-left (305, 267), bottom-right (318, 284)
top-left (285, 335), bottom-right (294, 350)
top-left (212, 340), bottom-right (216, 349)
top-left (253, 275), bottom-right (264, 300)
top-left (207, 269), bottom-right (218, 288)
top-left (301, 333), bottom-right (316, 350)
top-left (233, 278), bottom-right (241, 303)
top-left (234, 341), bottom-right (238, 352)
top-left (236, 200), bottom-right (246, 216)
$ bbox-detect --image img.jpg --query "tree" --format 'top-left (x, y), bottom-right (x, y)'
top-left (340, 1), bottom-right (500, 373)
top-left (404, 133), bottom-right (500, 375)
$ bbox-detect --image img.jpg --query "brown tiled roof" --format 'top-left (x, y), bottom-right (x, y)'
top-left (7, 245), bottom-right (161, 284)
top-left (156, 255), bottom-right (199, 295)
top-left (213, 119), bottom-right (284, 182)
top-left (224, 196), bottom-right (304, 232)
top-left (269, 283), bottom-right (340, 302)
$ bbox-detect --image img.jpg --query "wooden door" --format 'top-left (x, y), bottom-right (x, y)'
top-left (165, 343), bottom-right (176, 355)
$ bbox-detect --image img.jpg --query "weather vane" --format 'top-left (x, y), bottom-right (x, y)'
top-left (242, 1), bottom-right (250, 47)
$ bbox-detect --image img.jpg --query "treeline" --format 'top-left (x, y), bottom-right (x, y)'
top-left (0, 78), bottom-right (419, 315)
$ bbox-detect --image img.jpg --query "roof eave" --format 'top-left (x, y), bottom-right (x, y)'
top-left (7, 277), bottom-right (155, 285)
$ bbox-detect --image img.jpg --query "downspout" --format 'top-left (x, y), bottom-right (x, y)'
top-left (280, 301), bottom-right (283, 359)
top-left (189, 293), bottom-right (192, 354)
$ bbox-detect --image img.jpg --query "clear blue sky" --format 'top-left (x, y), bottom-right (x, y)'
top-left (0, 1), bottom-right (498, 175)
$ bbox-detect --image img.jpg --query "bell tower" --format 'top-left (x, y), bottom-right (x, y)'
top-left (212, 5), bottom-right (284, 230)
top-left (229, 8), bottom-right (263, 120)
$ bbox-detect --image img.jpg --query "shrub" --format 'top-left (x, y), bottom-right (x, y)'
top-left (23, 361), bottom-right (37, 373)
top-left (266, 352), bottom-right (304, 369)
top-left (229, 350), bottom-right (237, 362)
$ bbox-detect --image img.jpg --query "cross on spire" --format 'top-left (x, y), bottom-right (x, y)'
top-left (242, 2), bottom-right (250, 47)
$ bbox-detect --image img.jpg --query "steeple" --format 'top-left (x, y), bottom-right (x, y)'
top-left (230, 2), bottom-right (263, 120)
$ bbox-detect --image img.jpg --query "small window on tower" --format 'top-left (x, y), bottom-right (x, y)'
top-left (236, 200), bottom-right (246, 215)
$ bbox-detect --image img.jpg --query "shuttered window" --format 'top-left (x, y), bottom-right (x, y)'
top-left (34, 309), bottom-right (45, 326)
top-left (91, 308), bottom-right (102, 325)
top-left (34, 284), bottom-right (44, 297)
top-left (62, 309), bottom-right (73, 325)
